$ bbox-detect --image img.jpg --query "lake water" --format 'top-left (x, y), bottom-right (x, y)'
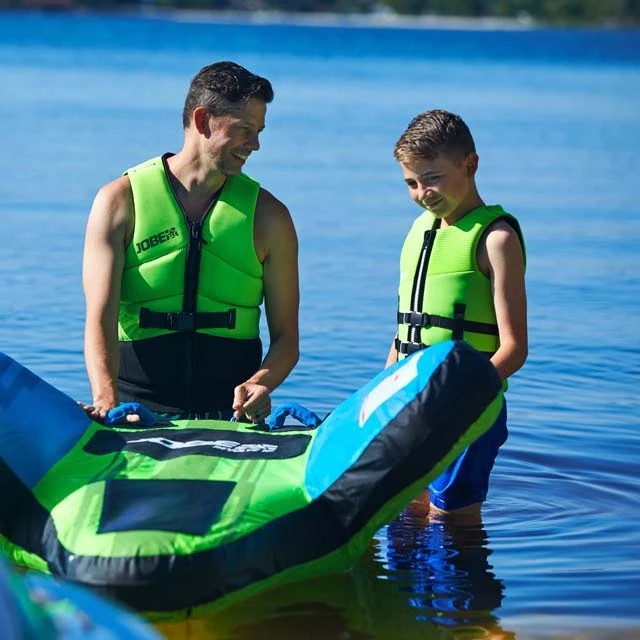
top-left (1, 9), bottom-right (639, 640)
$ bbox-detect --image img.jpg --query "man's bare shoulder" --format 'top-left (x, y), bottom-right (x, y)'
top-left (254, 187), bottom-right (297, 260)
top-left (256, 186), bottom-right (291, 219)
top-left (255, 187), bottom-right (297, 235)
top-left (93, 175), bottom-right (132, 209)
top-left (90, 175), bottom-right (134, 230)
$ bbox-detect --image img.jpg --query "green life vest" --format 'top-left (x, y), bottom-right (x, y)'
top-left (396, 205), bottom-right (525, 359)
top-left (118, 155), bottom-right (263, 342)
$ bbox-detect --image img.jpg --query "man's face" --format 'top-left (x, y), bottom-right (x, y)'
top-left (400, 152), bottom-right (478, 223)
top-left (207, 98), bottom-right (267, 176)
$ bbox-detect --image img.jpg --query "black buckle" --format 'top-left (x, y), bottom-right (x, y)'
top-left (139, 307), bottom-right (237, 332)
top-left (168, 312), bottom-right (195, 332)
top-left (398, 311), bottom-right (431, 327)
top-left (394, 338), bottom-right (427, 355)
top-left (410, 311), bottom-right (430, 326)
top-left (226, 308), bottom-right (237, 330)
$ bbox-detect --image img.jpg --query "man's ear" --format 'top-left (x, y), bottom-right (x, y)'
top-left (193, 106), bottom-right (210, 135)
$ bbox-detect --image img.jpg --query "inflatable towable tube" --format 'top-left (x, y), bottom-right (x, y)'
top-left (0, 340), bottom-right (503, 620)
top-left (0, 555), bottom-right (160, 639)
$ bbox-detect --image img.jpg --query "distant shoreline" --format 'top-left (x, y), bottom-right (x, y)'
top-left (16, 4), bottom-right (638, 29)
top-left (16, 3), bottom-right (540, 31)
top-left (151, 8), bottom-right (539, 31)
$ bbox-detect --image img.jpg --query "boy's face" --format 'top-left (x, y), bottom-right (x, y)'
top-left (399, 152), bottom-right (478, 224)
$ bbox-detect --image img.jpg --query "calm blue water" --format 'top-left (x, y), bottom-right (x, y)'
top-left (1, 10), bottom-right (639, 640)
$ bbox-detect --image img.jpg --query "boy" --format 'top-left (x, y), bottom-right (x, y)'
top-left (386, 109), bottom-right (528, 518)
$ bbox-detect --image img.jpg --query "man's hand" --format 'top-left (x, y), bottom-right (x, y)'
top-left (78, 399), bottom-right (117, 422)
top-left (78, 400), bottom-right (156, 426)
top-left (232, 382), bottom-right (271, 422)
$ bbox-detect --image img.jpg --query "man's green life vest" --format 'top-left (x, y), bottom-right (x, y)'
top-left (118, 155), bottom-right (263, 342)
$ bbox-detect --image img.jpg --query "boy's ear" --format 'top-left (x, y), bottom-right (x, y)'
top-left (465, 152), bottom-right (479, 176)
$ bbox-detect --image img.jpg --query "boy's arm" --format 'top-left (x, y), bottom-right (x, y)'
top-left (385, 337), bottom-right (398, 368)
top-left (480, 220), bottom-right (528, 381)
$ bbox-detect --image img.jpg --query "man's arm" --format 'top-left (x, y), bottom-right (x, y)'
top-left (232, 189), bottom-right (300, 421)
top-left (82, 176), bottom-right (132, 420)
top-left (479, 220), bottom-right (528, 381)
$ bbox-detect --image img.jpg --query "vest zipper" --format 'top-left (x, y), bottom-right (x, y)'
top-left (409, 218), bottom-right (441, 343)
top-left (184, 221), bottom-right (204, 312)
top-left (183, 220), bottom-right (205, 411)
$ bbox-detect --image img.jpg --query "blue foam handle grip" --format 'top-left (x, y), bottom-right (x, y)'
top-left (103, 402), bottom-right (157, 427)
top-left (266, 402), bottom-right (321, 430)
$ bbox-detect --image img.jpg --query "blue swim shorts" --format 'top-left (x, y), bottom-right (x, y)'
top-left (428, 403), bottom-right (508, 511)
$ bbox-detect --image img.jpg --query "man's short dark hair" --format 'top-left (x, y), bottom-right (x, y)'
top-left (182, 61), bottom-right (274, 128)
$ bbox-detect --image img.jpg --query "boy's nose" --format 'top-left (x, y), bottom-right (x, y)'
top-left (416, 185), bottom-right (432, 202)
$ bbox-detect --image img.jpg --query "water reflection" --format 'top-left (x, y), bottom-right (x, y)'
top-left (379, 497), bottom-right (513, 638)
top-left (157, 498), bottom-right (515, 640)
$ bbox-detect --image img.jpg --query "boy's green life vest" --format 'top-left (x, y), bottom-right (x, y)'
top-left (397, 205), bottom-right (525, 359)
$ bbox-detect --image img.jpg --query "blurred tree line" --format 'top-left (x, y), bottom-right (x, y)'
top-left (382, 0), bottom-right (639, 24)
top-left (6, 0), bottom-right (640, 25)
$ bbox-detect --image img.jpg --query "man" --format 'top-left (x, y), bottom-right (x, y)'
top-left (82, 61), bottom-right (299, 424)
top-left (386, 109), bottom-right (528, 518)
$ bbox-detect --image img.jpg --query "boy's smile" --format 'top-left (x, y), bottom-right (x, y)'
top-left (400, 152), bottom-right (481, 225)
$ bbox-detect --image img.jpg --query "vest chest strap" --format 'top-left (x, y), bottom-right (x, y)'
top-left (394, 338), bottom-right (427, 356)
top-left (394, 338), bottom-right (495, 359)
top-left (139, 307), bottom-right (237, 332)
top-left (397, 309), bottom-right (499, 337)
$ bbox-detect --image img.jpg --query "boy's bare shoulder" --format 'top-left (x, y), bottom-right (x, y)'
top-left (478, 218), bottom-right (524, 274)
